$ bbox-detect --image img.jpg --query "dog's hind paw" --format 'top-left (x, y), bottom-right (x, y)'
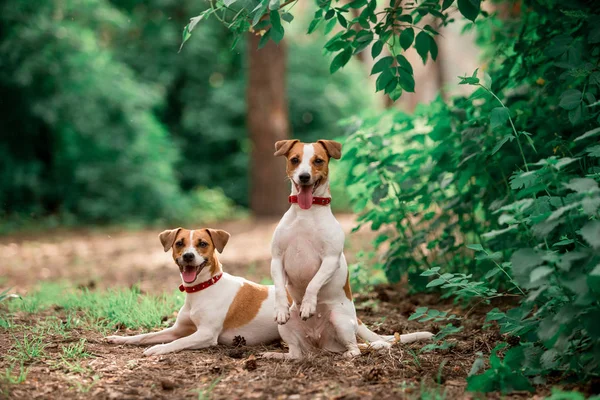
top-left (343, 348), bottom-right (361, 358)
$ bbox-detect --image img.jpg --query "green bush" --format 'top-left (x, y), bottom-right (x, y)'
top-left (339, 0), bottom-right (600, 391)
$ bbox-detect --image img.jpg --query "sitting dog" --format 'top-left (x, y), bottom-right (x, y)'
top-left (264, 139), bottom-right (433, 360)
top-left (106, 228), bottom-right (280, 356)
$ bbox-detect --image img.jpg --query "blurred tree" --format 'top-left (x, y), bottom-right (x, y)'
top-left (247, 35), bottom-right (290, 216)
top-left (0, 0), bottom-right (375, 227)
top-left (0, 0), bottom-right (184, 222)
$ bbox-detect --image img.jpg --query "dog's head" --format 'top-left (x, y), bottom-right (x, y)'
top-left (158, 228), bottom-right (230, 284)
top-left (274, 139), bottom-right (342, 210)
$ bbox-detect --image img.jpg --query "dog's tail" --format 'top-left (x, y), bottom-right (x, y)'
top-left (356, 319), bottom-right (434, 345)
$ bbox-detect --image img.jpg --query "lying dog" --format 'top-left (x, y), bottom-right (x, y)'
top-left (106, 228), bottom-right (280, 356)
top-left (264, 139), bottom-right (433, 360)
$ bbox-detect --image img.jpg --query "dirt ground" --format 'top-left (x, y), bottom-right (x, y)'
top-left (0, 216), bottom-right (581, 399)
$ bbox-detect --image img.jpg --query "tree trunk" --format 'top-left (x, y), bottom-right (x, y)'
top-left (247, 33), bottom-right (290, 217)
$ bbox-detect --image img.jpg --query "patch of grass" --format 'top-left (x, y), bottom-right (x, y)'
top-left (9, 282), bottom-right (184, 331)
top-left (417, 382), bottom-right (447, 400)
top-left (2, 362), bottom-right (29, 384)
top-left (61, 339), bottom-right (92, 360)
top-left (31, 316), bottom-right (70, 338)
top-left (69, 375), bottom-right (100, 393)
top-left (9, 333), bottom-right (46, 363)
top-left (0, 287), bottom-right (20, 303)
top-left (54, 359), bottom-right (92, 375)
top-left (0, 315), bottom-right (11, 329)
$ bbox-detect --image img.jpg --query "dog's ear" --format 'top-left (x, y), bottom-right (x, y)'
top-left (206, 229), bottom-right (231, 253)
top-left (274, 139), bottom-right (299, 157)
top-left (317, 140), bottom-right (342, 160)
top-left (158, 228), bottom-right (182, 252)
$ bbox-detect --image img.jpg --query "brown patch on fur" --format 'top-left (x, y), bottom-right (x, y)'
top-left (317, 140), bottom-right (342, 160)
top-left (343, 270), bottom-right (353, 300)
top-left (223, 282), bottom-right (269, 330)
top-left (158, 228), bottom-right (182, 252)
top-left (357, 318), bottom-right (363, 325)
top-left (286, 289), bottom-right (293, 305)
top-left (274, 139), bottom-right (299, 157)
top-left (205, 229), bottom-right (230, 253)
top-left (281, 141), bottom-right (305, 177)
top-left (311, 142), bottom-right (331, 182)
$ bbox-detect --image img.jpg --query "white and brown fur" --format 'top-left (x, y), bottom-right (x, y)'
top-left (106, 228), bottom-right (280, 356)
top-left (264, 140), bottom-right (433, 360)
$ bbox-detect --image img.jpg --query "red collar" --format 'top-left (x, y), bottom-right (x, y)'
top-left (179, 273), bottom-right (222, 293)
top-left (289, 195), bottom-right (331, 206)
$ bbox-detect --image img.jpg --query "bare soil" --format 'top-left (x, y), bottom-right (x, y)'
top-left (0, 216), bottom-right (585, 399)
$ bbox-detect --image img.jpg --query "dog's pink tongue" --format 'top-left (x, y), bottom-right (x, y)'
top-left (298, 185), bottom-right (313, 210)
top-left (182, 267), bottom-right (197, 283)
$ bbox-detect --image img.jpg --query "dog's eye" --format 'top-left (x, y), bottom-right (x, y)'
top-left (314, 158), bottom-right (324, 165)
top-left (198, 241), bottom-right (208, 248)
top-left (175, 240), bottom-right (184, 247)
top-left (290, 157), bottom-right (300, 165)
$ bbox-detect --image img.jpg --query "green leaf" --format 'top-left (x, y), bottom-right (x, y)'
top-left (388, 86), bottom-right (403, 102)
top-left (457, 0), bottom-right (480, 22)
top-left (415, 31), bottom-right (430, 63)
top-left (252, 0), bottom-right (270, 26)
top-left (429, 37), bottom-right (438, 61)
top-left (492, 135), bottom-right (514, 155)
top-left (490, 107), bottom-right (510, 129)
top-left (372, 183), bottom-right (389, 204)
top-left (270, 10), bottom-right (284, 42)
top-left (426, 278), bottom-right (445, 288)
top-left (371, 41), bottom-right (384, 58)
top-left (408, 306), bottom-right (428, 320)
top-left (337, 13), bottom-right (348, 28)
top-left (330, 48), bottom-right (353, 74)
top-left (396, 55), bottom-right (413, 74)
top-left (530, 266), bottom-right (553, 282)
top-left (179, 24), bottom-right (192, 53)
top-left (398, 69), bottom-right (415, 92)
top-left (225, 0), bottom-right (238, 6)
top-left (574, 127), bottom-right (600, 141)
top-left (564, 178), bottom-right (599, 193)
top-left (466, 244), bottom-right (483, 251)
top-left (376, 69), bottom-right (395, 92)
top-left (268, 0), bottom-right (279, 9)
top-left (281, 12), bottom-right (294, 22)
top-left (581, 221), bottom-right (600, 249)
top-left (421, 269), bottom-right (439, 276)
top-left (307, 15), bottom-right (322, 34)
top-left (485, 267), bottom-right (501, 279)
top-left (442, 0), bottom-right (454, 10)
top-left (258, 30), bottom-right (272, 48)
top-left (371, 56), bottom-right (393, 75)
top-left (400, 28), bottom-right (414, 50)
top-left (559, 89), bottom-right (582, 110)
top-left (512, 249), bottom-right (543, 285)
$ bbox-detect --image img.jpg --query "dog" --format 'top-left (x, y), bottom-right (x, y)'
top-left (263, 139), bottom-right (433, 360)
top-left (106, 228), bottom-right (280, 356)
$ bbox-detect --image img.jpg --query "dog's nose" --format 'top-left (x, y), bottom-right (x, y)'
top-left (182, 253), bottom-right (195, 262)
top-left (299, 173), bottom-right (310, 184)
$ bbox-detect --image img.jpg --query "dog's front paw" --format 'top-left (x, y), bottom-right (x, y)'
top-left (274, 306), bottom-right (290, 325)
top-left (143, 344), bottom-right (171, 357)
top-left (105, 335), bottom-right (129, 345)
top-left (299, 298), bottom-right (317, 321)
